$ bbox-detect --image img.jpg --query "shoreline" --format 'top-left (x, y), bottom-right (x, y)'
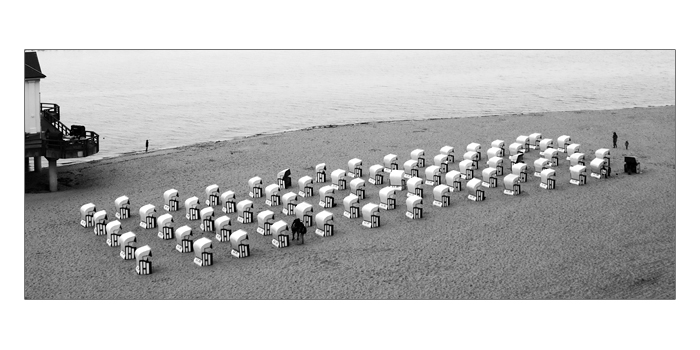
top-left (24, 106), bottom-right (676, 299)
top-left (51, 104), bottom-right (675, 170)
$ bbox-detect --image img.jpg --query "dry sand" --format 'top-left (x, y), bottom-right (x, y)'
top-left (24, 106), bottom-right (675, 299)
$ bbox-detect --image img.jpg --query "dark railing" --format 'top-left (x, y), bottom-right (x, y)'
top-left (38, 103), bottom-right (100, 156)
top-left (41, 103), bottom-right (71, 137)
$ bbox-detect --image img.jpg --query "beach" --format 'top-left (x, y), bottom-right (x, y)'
top-left (24, 106), bottom-right (676, 299)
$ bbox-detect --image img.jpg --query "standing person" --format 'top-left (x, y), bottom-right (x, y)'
top-left (299, 224), bottom-right (306, 244)
top-left (145, 139), bottom-right (149, 153)
top-left (612, 132), bottom-right (618, 148)
top-left (625, 140), bottom-right (629, 150)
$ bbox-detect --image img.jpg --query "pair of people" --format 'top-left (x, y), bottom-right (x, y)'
top-left (291, 218), bottom-right (306, 244)
top-left (613, 132), bottom-right (629, 150)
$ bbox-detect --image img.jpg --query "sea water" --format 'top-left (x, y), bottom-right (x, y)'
top-left (35, 50), bottom-right (674, 166)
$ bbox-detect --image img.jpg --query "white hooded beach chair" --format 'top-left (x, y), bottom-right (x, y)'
top-left (509, 152), bottom-right (524, 167)
top-left (590, 158), bottom-right (609, 179)
top-left (466, 143), bottom-right (482, 161)
top-left (214, 215), bottom-right (232, 242)
top-left (257, 210), bottom-right (275, 236)
top-left (407, 177), bottom-right (424, 198)
top-left (492, 140), bottom-right (505, 153)
top-left (193, 237), bottom-right (213, 267)
top-left (80, 203), bottom-right (96, 228)
top-left (185, 196), bottom-right (200, 220)
top-left (516, 136), bottom-right (530, 152)
top-left (248, 176), bottom-right (263, 198)
top-left (379, 186), bottom-right (398, 210)
top-left (467, 178), bottom-right (485, 201)
top-left (566, 144), bottom-right (581, 159)
top-left (425, 165), bottom-right (441, 185)
top-left (487, 157), bottom-right (505, 176)
top-left (569, 152), bottom-right (586, 167)
top-left (411, 149), bottom-right (426, 168)
top-left (114, 195), bottom-right (130, 219)
top-left (540, 168), bottom-right (556, 190)
top-left (539, 138), bottom-right (554, 155)
top-left (271, 220), bottom-right (290, 248)
top-left (432, 184), bottom-right (451, 207)
top-left (405, 195), bottom-right (423, 219)
top-left (199, 207), bottom-right (215, 232)
top-left (390, 169), bottom-right (407, 190)
top-left (509, 142), bottom-right (524, 156)
top-left (384, 154), bottom-right (399, 171)
top-left (139, 204), bottom-right (157, 229)
top-left (331, 169), bottom-right (347, 190)
top-left (319, 185), bottom-right (336, 208)
top-left (265, 184), bottom-right (281, 206)
top-left (221, 190), bottom-right (236, 214)
top-left (544, 148), bottom-right (560, 166)
top-left (316, 163), bottom-right (327, 183)
top-left (487, 147), bottom-right (503, 159)
top-left (298, 175), bottom-right (314, 198)
top-left (595, 148), bottom-right (612, 171)
top-left (440, 146), bottom-right (455, 163)
top-left (315, 210), bottom-right (334, 237)
top-left (557, 135), bottom-right (571, 152)
top-left (445, 170), bottom-right (462, 191)
top-left (350, 177), bottom-right (366, 199)
top-left (361, 203), bottom-right (380, 228)
top-left (157, 213), bottom-right (174, 240)
top-left (369, 164), bottom-right (386, 185)
top-left (277, 168), bottom-right (292, 189)
top-left (348, 158), bottom-right (363, 178)
top-left (404, 159), bottom-right (419, 178)
top-left (459, 159), bottom-right (476, 180)
top-left (105, 220), bottom-right (122, 247)
top-left (93, 210), bottom-right (108, 235)
top-left (163, 189), bottom-right (179, 212)
top-left (135, 245), bottom-right (152, 275)
top-left (434, 154), bottom-right (449, 173)
top-left (569, 164), bottom-right (587, 186)
top-left (503, 174), bottom-right (521, 196)
top-left (343, 194), bottom-right (361, 218)
top-left (230, 230), bottom-right (250, 258)
top-left (118, 232), bottom-right (137, 260)
top-left (534, 158), bottom-right (551, 177)
top-left (236, 199), bottom-right (254, 224)
top-left (295, 202), bottom-right (314, 227)
top-left (482, 167), bottom-right (498, 188)
top-left (175, 225), bottom-right (193, 253)
top-left (281, 192), bottom-right (298, 216)
top-left (529, 133), bottom-right (542, 150)
top-left (205, 184), bottom-right (220, 206)
top-left (512, 162), bottom-right (529, 182)
top-left (463, 151), bottom-right (479, 170)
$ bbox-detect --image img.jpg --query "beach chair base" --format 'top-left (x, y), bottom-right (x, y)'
top-left (80, 215), bottom-right (94, 228)
top-left (158, 226), bottom-right (174, 240)
top-left (257, 222), bottom-right (272, 236)
top-left (231, 244), bottom-right (250, 258)
top-left (94, 223), bottom-right (106, 235)
top-left (176, 240), bottom-right (193, 253)
top-left (136, 260), bottom-right (152, 275)
top-left (115, 208), bottom-right (130, 220)
top-left (315, 224), bottom-right (334, 237)
top-left (369, 175), bottom-right (383, 185)
top-left (216, 229), bottom-right (231, 242)
top-left (282, 203), bottom-right (296, 216)
top-left (237, 211), bottom-right (253, 224)
top-left (194, 252), bottom-right (213, 267)
top-left (120, 246), bottom-right (136, 260)
top-left (206, 195), bottom-right (220, 206)
top-left (468, 190), bottom-right (485, 202)
top-left (343, 206), bottom-right (359, 218)
top-left (272, 235), bottom-right (289, 248)
top-left (303, 215), bottom-right (313, 227)
top-left (186, 208), bottom-right (200, 220)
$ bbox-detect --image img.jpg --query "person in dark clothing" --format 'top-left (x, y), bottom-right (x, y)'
top-left (145, 140), bottom-right (149, 153)
top-left (291, 218), bottom-right (303, 241)
top-left (612, 132), bottom-right (618, 148)
top-left (625, 140), bottom-right (629, 150)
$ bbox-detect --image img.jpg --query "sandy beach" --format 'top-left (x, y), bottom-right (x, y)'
top-left (24, 106), bottom-right (676, 299)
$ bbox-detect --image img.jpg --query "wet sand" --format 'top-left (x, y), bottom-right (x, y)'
top-left (24, 106), bottom-right (676, 299)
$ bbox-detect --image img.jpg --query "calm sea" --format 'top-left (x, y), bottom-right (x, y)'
top-left (35, 50), bottom-right (675, 166)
